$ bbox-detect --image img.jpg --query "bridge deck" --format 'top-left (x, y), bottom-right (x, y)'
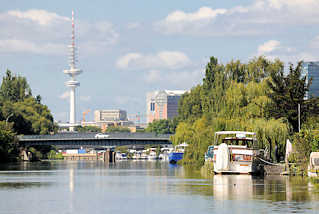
top-left (19, 132), bottom-right (172, 147)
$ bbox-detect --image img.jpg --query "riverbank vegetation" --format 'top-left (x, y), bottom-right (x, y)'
top-left (0, 70), bottom-right (57, 162)
top-left (171, 57), bottom-right (319, 168)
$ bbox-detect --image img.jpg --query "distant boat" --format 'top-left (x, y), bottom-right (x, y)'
top-left (159, 147), bottom-right (173, 161)
top-left (115, 152), bottom-right (127, 160)
top-left (207, 131), bottom-right (262, 174)
top-left (168, 143), bottom-right (188, 164)
top-left (147, 148), bottom-right (158, 160)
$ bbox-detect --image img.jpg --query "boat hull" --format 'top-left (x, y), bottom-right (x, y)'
top-left (169, 152), bottom-right (183, 164)
top-left (213, 161), bottom-right (257, 174)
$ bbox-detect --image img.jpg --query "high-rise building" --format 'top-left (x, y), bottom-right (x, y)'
top-left (302, 62), bottom-right (319, 98)
top-left (146, 90), bottom-right (186, 123)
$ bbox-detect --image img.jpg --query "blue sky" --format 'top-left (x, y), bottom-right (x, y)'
top-left (1, 0), bottom-right (319, 123)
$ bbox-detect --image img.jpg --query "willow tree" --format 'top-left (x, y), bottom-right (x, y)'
top-left (174, 56), bottom-right (290, 165)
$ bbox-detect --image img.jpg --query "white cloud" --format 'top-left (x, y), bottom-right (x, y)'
top-left (257, 40), bottom-right (281, 55)
top-left (144, 69), bottom-right (204, 89)
top-left (116, 53), bottom-right (142, 69)
top-left (8, 9), bottom-right (69, 26)
top-left (165, 7), bottom-right (226, 23)
top-left (155, 0), bottom-right (319, 36)
top-left (80, 21), bottom-right (119, 55)
top-left (0, 39), bottom-right (66, 55)
top-left (254, 38), bottom-right (319, 64)
top-left (59, 91), bottom-right (70, 100)
top-left (0, 9), bottom-right (118, 55)
top-left (116, 51), bottom-right (191, 70)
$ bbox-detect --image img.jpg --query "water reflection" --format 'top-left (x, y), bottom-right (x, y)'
top-left (0, 182), bottom-right (51, 189)
top-left (0, 161), bottom-right (319, 214)
top-left (213, 175), bottom-right (255, 200)
top-left (69, 168), bottom-right (74, 193)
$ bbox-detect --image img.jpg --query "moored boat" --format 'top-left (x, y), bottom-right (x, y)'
top-left (207, 131), bottom-right (262, 174)
top-left (168, 143), bottom-right (188, 164)
top-left (308, 152), bottom-right (319, 177)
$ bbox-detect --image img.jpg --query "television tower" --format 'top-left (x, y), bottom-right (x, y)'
top-left (64, 10), bottom-right (82, 131)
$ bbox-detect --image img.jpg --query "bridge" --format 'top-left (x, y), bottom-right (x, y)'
top-left (18, 132), bottom-right (172, 148)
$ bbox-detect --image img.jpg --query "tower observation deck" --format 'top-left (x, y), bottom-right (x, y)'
top-left (64, 10), bottom-right (82, 131)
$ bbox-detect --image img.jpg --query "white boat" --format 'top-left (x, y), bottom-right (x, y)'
top-left (148, 151), bottom-right (158, 160)
top-left (159, 147), bottom-right (173, 161)
top-left (115, 152), bottom-right (127, 160)
top-left (308, 152), bottom-right (319, 177)
top-left (209, 131), bottom-right (261, 174)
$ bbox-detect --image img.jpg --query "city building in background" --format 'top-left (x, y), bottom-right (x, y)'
top-left (94, 109), bottom-right (133, 130)
top-left (146, 90), bottom-right (186, 123)
top-left (302, 62), bottom-right (319, 99)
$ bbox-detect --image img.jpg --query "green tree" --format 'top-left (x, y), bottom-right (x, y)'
top-left (0, 70), bottom-right (32, 103)
top-left (106, 126), bottom-right (130, 133)
top-left (146, 119), bottom-right (177, 134)
top-left (75, 126), bottom-right (101, 133)
top-left (266, 61), bottom-right (319, 132)
top-left (174, 56), bottom-right (291, 165)
top-left (0, 70), bottom-right (56, 135)
top-left (0, 121), bottom-right (18, 162)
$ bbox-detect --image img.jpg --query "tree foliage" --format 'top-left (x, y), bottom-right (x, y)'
top-left (266, 62), bottom-right (319, 132)
top-left (75, 126), bottom-right (101, 133)
top-left (106, 126), bottom-right (131, 133)
top-left (0, 69), bottom-right (57, 162)
top-left (174, 56), bottom-right (291, 165)
top-left (0, 121), bottom-right (19, 162)
top-left (146, 118), bottom-right (178, 134)
top-left (0, 70), bottom-right (56, 135)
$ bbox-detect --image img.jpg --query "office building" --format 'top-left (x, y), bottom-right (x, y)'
top-left (94, 109), bottom-right (128, 122)
top-left (146, 90), bottom-right (186, 123)
top-left (302, 62), bottom-right (319, 98)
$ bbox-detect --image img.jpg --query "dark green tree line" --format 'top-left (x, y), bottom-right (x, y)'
top-left (0, 69), bottom-right (57, 162)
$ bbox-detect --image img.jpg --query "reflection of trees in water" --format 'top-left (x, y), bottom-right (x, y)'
top-left (0, 182), bottom-right (51, 189)
top-left (173, 172), bottom-right (319, 204)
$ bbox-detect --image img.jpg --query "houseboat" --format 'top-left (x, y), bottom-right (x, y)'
top-left (207, 131), bottom-right (261, 174)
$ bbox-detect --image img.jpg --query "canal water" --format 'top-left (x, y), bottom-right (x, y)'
top-left (0, 161), bottom-right (319, 214)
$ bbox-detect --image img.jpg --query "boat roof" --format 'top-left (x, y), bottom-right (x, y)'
top-left (223, 137), bottom-right (254, 140)
top-left (310, 152), bottom-right (319, 159)
top-left (215, 131), bottom-right (256, 136)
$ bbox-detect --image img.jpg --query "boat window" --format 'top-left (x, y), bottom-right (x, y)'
top-left (313, 158), bottom-right (319, 166)
top-left (233, 154), bottom-right (244, 161)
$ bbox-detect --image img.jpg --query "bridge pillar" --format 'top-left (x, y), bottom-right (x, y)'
top-left (104, 149), bottom-right (116, 163)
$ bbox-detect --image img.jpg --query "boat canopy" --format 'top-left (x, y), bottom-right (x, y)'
top-left (214, 131), bottom-right (257, 145)
top-left (214, 131), bottom-right (256, 136)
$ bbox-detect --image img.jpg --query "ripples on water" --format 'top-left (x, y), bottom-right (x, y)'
top-left (0, 161), bottom-right (319, 214)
